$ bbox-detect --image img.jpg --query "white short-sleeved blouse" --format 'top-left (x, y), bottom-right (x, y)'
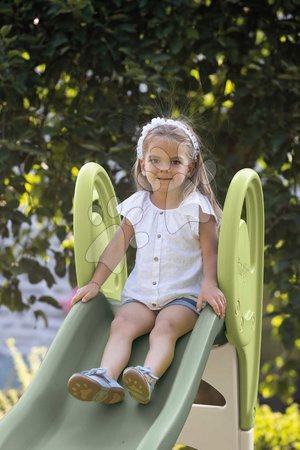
top-left (116, 190), bottom-right (216, 310)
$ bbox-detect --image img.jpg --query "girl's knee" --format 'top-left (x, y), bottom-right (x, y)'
top-left (149, 320), bottom-right (176, 341)
top-left (110, 314), bottom-right (142, 339)
top-left (110, 315), bottom-right (131, 335)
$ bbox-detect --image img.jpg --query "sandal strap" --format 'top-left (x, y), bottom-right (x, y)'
top-left (82, 368), bottom-right (122, 389)
top-left (82, 368), bottom-right (108, 379)
top-left (135, 365), bottom-right (158, 381)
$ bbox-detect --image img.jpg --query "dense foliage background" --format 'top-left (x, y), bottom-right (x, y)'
top-left (0, 0), bottom-right (299, 411)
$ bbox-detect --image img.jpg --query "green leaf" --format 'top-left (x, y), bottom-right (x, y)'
top-left (38, 295), bottom-right (61, 309)
top-left (28, 295), bottom-right (37, 305)
top-left (54, 252), bottom-right (66, 277)
top-left (0, 25), bottom-right (12, 38)
top-left (279, 319), bottom-right (295, 350)
top-left (34, 310), bottom-right (49, 327)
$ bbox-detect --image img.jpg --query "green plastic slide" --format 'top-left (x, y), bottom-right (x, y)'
top-left (0, 163), bottom-right (264, 449)
top-left (0, 294), bottom-right (224, 450)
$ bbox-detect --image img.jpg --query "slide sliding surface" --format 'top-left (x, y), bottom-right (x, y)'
top-left (0, 294), bottom-right (224, 450)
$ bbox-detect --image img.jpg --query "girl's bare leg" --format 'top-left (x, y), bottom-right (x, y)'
top-left (144, 306), bottom-right (198, 378)
top-left (100, 302), bottom-right (156, 380)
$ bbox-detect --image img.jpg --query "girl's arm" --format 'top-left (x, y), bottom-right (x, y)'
top-left (71, 218), bottom-right (134, 305)
top-left (198, 213), bottom-right (227, 318)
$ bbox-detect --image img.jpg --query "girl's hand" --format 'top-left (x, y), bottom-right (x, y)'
top-left (71, 281), bottom-right (100, 306)
top-left (197, 283), bottom-right (227, 319)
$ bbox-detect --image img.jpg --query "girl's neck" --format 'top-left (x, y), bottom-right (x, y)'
top-left (149, 189), bottom-right (184, 210)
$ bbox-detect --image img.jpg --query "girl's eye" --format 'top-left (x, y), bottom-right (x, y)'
top-left (150, 158), bottom-right (159, 164)
top-left (171, 160), bottom-right (181, 165)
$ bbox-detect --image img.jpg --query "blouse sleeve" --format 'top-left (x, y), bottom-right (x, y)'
top-left (116, 191), bottom-right (146, 226)
top-left (179, 191), bottom-right (218, 236)
top-left (180, 191), bottom-right (217, 221)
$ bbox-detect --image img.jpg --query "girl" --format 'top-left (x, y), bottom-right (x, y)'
top-left (67, 117), bottom-right (226, 406)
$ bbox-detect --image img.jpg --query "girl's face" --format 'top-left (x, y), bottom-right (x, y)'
top-left (140, 136), bottom-right (195, 194)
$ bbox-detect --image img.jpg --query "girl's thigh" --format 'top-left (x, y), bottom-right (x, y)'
top-left (114, 301), bottom-right (157, 337)
top-left (155, 305), bottom-right (198, 338)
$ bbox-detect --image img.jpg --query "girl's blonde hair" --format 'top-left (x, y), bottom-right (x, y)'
top-left (132, 117), bottom-right (222, 223)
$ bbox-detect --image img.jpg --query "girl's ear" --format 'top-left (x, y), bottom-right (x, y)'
top-left (140, 159), bottom-right (146, 176)
top-left (188, 161), bottom-right (196, 175)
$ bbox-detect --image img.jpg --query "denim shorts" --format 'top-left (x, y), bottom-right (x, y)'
top-left (122, 297), bottom-right (205, 316)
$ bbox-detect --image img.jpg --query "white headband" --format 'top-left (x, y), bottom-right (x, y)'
top-left (136, 117), bottom-right (200, 160)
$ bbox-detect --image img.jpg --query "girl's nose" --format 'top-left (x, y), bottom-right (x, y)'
top-left (158, 161), bottom-right (171, 171)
